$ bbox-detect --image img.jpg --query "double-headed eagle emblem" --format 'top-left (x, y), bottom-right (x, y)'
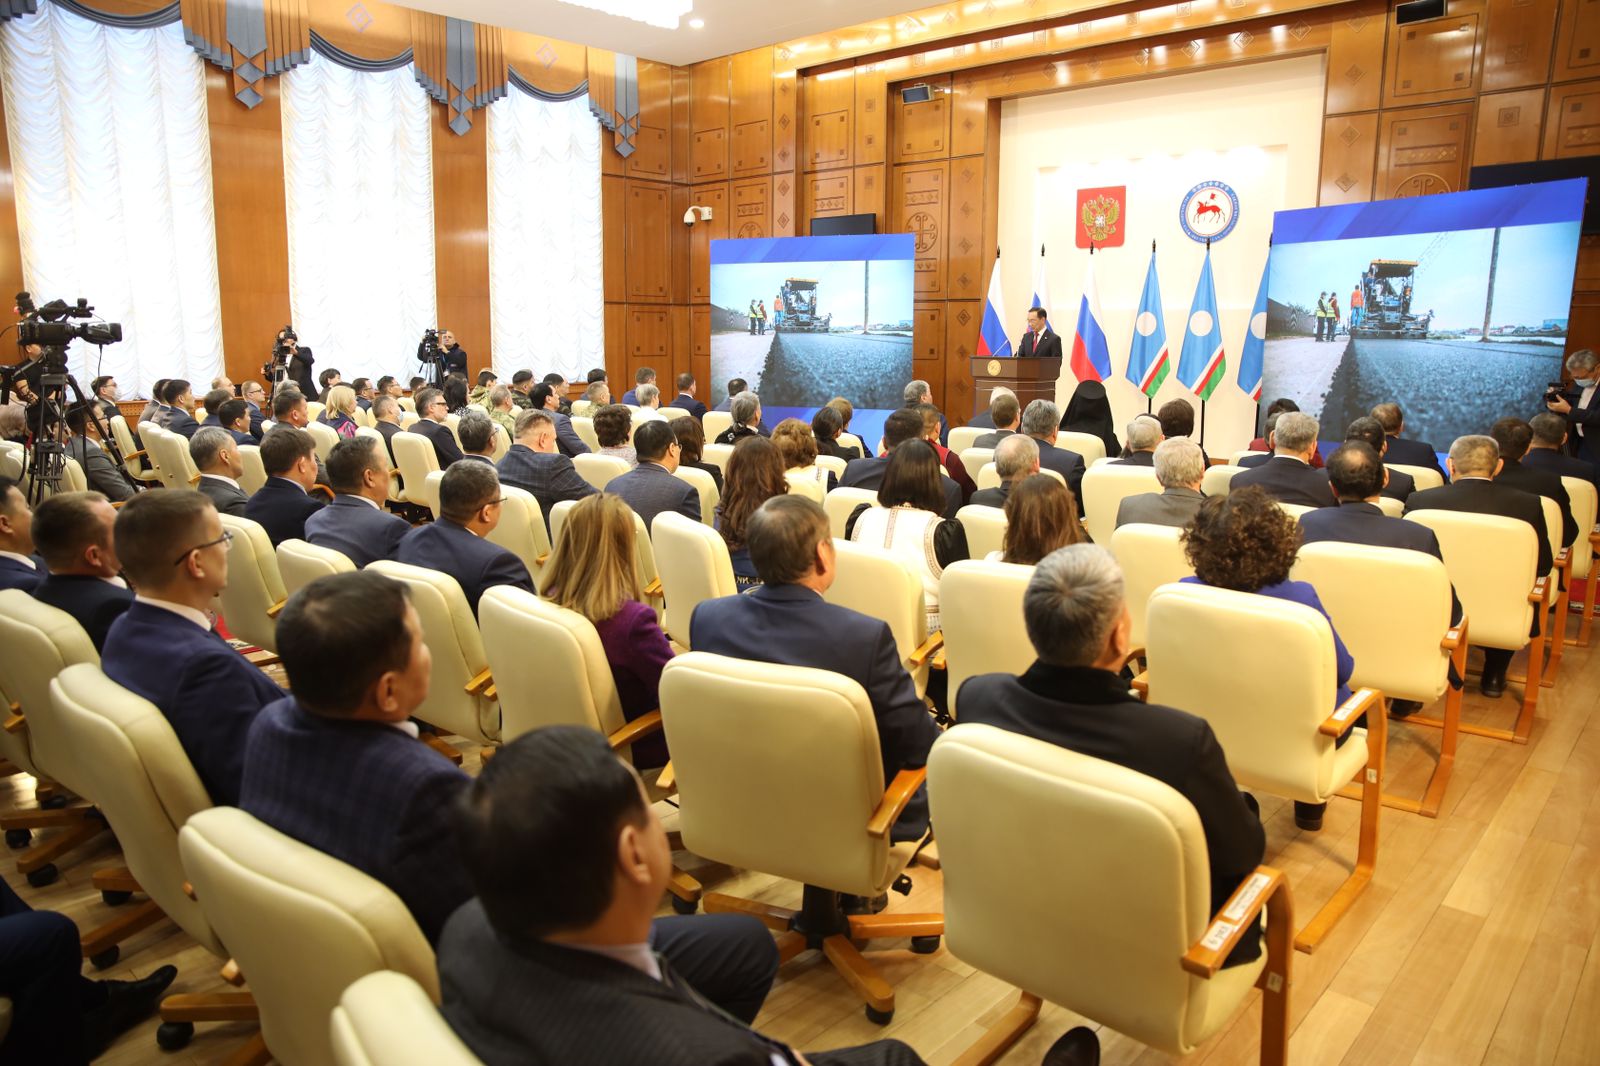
top-left (1081, 196), bottom-right (1120, 243)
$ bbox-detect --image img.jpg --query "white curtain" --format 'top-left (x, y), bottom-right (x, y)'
top-left (487, 89), bottom-right (602, 382)
top-left (281, 55), bottom-right (436, 385)
top-left (0, 3), bottom-right (224, 399)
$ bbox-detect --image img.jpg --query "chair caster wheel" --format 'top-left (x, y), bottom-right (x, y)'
top-left (670, 894), bottom-right (699, 915)
top-left (910, 935), bottom-right (941, 955)
top-left (89, 946), bottom-right (120, 970)
top-left (5, 829), bottom-right (30, 849)
top-left (26, 863), bottom-right (57, 888)
top-left (39, 793), bottom-right (68, 810)
top-left (865, 1004), bottom-right (895, 1025)
top-left (157, 1022), bottom-right (194, 1051)
top-left (101, 889), bottom-right (133, 907)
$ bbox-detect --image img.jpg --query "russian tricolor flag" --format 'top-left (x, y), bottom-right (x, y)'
top-left (1069, 250), bottom-right (1112, 382)
top-left (977, 251), bottom-right (1012, 358)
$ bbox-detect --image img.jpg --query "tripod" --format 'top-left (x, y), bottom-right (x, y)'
top-left (17, 347), bottom-right (137, 506)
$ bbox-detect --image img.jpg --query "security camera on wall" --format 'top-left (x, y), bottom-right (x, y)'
top-left (683, 205), bottom-right (714, 225)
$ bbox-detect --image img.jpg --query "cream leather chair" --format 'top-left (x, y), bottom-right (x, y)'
top-left (674, 465), bottom-right (720, 526)
top-left (331, 972), bottom-right (481, 1066)
top-left (1231, 448), bottom-right (1267, 465)
top-left (305, 400), bottom-right (326, 423)
top-left (1561, 475), bottom-right (1599, 646)
top-left (652, 511), bottom-right (736, 648)
top-left (391, 432), bottom-right (440, 508)
top-left (838, 431), bottom-right (866, 457)
top-left (976, 463), bottom-right (1064, 491)
top-left (277, 539), bottom-right (356, 596)
top-left (939, 560), bottom-right (1031, 718)
top-left (353, 428), bottom-right (405, 504)
top-left (397, 396), bottom-right (416, 413)
top-left (180, 807), bottom-right (438, 1066)
top-left (306, 420), bottom-right (340, 462)
top-left (0, 441), bottom-right (20, 480)
top-left (958, 446), bottom-right (994, 484)
top-left (928, 724), bottom-right (1291, 1066)
top-left (1080, 464), bottom-right (1162, 546)
top-left (1278, 502), bottom-right (1314, 519)
top-left (1057, 430), bottom-right (1107, 466)
top-left (353, 405), bottom-right (374, 429)
top-left (569, 399), bottom-right (594, 419)
top-left (1107, 522), bottom-right (1194, 653)
top-left (148, 426), bottom-right (199, 489)
top-left (423, 470), bottom-right (446, 519)
top-left (954, 504), bottom-right (1006, 561)
top-left (700, 442), bottom-right (734, 476)
top-left (659, 405), bottom-right (690, 423)
top-left (217, 514), bottom-right (288, 655)
top-left (573, 452), bottom-right (630, 491)
top-left (570, 415), bottom-right (601, 452)
top-left (1406, 509), bottom-right (1544, 741)
top-left (484, 485), bottom-right (551, 580)
top-left (397, 410), bottom-right (420, 430)
top-left (1202, 463), bottom-right (1245, 498)
top-left (237, 444), bottom-right (267, 496)
top-left (1536, 494), bottom-right (1571, 683)
top-left (702, 411), bottom-right (733, 441)
top-left (823, 486), bottom-right (879, 539)
top-left (1374, 495), bottom-right (1404, 517)
top-left (947, 426), bottom-right (985, 454)
top-left (110, 415), bottom-right (161, 485)
top-left (1293, 542), bottom-right (1464, 817)
top-left (659, 653), bottom-right (942, 1022)
top-left (825, 539), bottom-right (938, 698)
top-left (367, 561), bottom-right (499, 746)
top-left (1145, 583), bottom-right (1384, 953)
top-left (1388, 462), bottom-right (1443, 490)
top-left (784, 468), bottom-right (826, 502)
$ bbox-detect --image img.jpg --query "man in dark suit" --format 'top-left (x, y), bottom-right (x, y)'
top-left (530, 382), bottom-right (592, 458)
top-left (191, 427), bottom-right (250, 517)
top-left (241, 380), bottom-right (267, 441)
top-left (31, 490), bottom-right (132, 650)
top-left (0, 477), bottom-right (42, 592)
top-left (198, 387), bottom-right (233, 429)
top-left (64, 403), bottom-right (135, 502)
top-left (958, 543), bottom-right (1266, 970)
top-left (163, 379), bottom-right (201, 439)
top-left (245, 426), bottom-right (325, 546)
top-left (1545, 347), bottom-right (1600, 464)
top-left (1110, 414), bottom-right (1162, 467)
top-left (441, 726), bottom-right (927, 1066)
top-left (497, 409), bottom-right (595, 530)
top-left (102, 491), bottom-right (284, 804)
top-left (902, 379), bottom-right (948, 447)
top-left (204, 398), bottom-right (254, 445)
top-left (540, 374), bottom-right (572, 415)
top-left (691, 496), bottom-right (941, 843)
top-left (270, 388), bottom-right (331, 484)
top-left (1405, 435), bottom-right (1552, 697)
top-left (1018, 305), bottom-right (1063, 360)
top-left (1021, 399), bottom-right (1087, 514)
top-left (972, 392), bottom-right (1020, 450)
top-left (1370, 402), bottom-right (1444, 477)
top-left (1230, 412), bottom-right (1332, 507)
top-left (304, 436), bottom-right (409, 567)
top-left (1115, 438), bottom-right (1206, 529)
top-left (841, 409), bottom-right (962, 519)
top-left (371, 395), bottom-right (404, 466)
top-left (668, 372), bottom-right (708, 420)
top-left (969, 434), bottom-right (1038, 509)
top-left (966, 385), bottom-right (1011, 431)
top-left (406, 387), bottom-right (465, 468)
top-left (1344, 416), bottom-right (1415, 502)
top-left (456, 413), bottom-right (499, 467)
top-left (621, 367), bottom-right (655, 407)
top-left (1526, 411), bottom-right (1599, 490)
top-left (608, 421), bottom-right (700, 530)
top-left (396, 461), bottom-right (533, 616)
top-left (713, 376), bottom-right (745, 414)
top-left (1491, 417), bottom-right (1576, 548)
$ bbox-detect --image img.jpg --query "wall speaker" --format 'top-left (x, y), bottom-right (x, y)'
top-left (901, 84), bottom-right (933, 104)
top-left (1396, 0), bottom-right (1445, 25)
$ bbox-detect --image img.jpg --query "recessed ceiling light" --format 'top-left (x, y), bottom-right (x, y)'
top-left (688, 17), bottom-right (705, 28)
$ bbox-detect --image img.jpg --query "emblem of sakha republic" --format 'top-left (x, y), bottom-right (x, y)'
top-left (1081, 196), bottom-right (1120, 243)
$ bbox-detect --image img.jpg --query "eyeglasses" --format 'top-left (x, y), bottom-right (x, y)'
top-left (172, 529), bottom-right (233, 566)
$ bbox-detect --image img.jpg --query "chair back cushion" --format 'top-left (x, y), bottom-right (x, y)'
top-left (237, 444), bottom-right (267, 495)
top-left (483, 485), bottom-right (551, 579)
top-left (331, 972), bottom-right (482, 1066)
top-left (423, 470), bottom-right (446, 519)
top-left (783, 468), bottom-right (826, 502)
top-left (1563, 476), bottom-right (1597, 581)
top-left (1057, 431), bottom-right (1108, 466)
top-left (822, 486), bottom-right (880, 539)
top-left (702, 411), bottom-right (733, 442)
top-left (1201, 464), bottom-right (1244, 498)
top-left (217, 514), bottom-right (288, 653)
top-left (573, 453), bottom-right (631, 491)
top-left (700, 442), bottom-right (734, 474)
top-left (673, 466), bottom-right (720, 526)
top-left (1081, 465), bottom-right (1163, 546)
top-left (1404, 510), bottom-right (1537, 650)
top-left (947, 426), bottom-right (984, 454)
top-left (958, 446), bottom-right (994, 484)
top-left (0, 592), bottom-right (99, 791)
top-left (1374, 496), bottom-right (1404, 517)
top-left (1388, 463), bottom-right (1443, 490)
top-left (939, 560), bottom-right (1032, 718)
top-left (306, 420), bottom-right (340, 462)
top-left (652, 512), bottom-right (737, 647)
top-left (391, 433), bottom-right (440, 507)
top-left (824, 539), bottom-right (929, 690)
top-left (477, 586), bottom-right (623, 744)
top-left (570, 416), bottom-right (601, 452)
top-left (814, 454), bottom-right (847, 479)
top-left (277, 539), bottom-right (357, 597)
top-left (1107, 523), bottom-right (1194, 649)
top-left (954, 505), bottom-right (1006, 562)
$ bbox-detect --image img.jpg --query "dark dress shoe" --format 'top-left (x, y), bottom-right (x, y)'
top-left (1043, 1026), bottom-right (1101, 1066)
top-left (1480, 670), bottom-right (1506, 699)
top-left (1389, 699), bottom-right (1423, 718)
top-left (84, 964), bottom-right (178, 1055)
top-left (841, 893), bottom-right (889, 915)
top-left (1294, 801), bottom-right (1325, 832)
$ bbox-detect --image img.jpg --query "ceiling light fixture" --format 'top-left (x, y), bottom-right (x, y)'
top-left (557, 0), bottom-right (693, 30)
top-left (688, 17), bottom-right (705, 29)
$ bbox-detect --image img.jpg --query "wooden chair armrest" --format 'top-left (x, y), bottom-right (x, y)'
top-left (187, 473), bottom-right (202, 486)
top-left (3, 712), bottom-right (25, 735)
top-left (931, 647), bottom-right (946, 671)
top-left (909, 631), bottom-right (944, 668)
top-left (1130, 671), bottom-right (1149, 700)
top-left (1440, 617), bottom-right (1467, 652)
top-left (265, 598), bottom-right (287, 619)
top-left (421, 733), bottom-right (464, 766)
top-left (310, 483), bottom-right (335, 502)
top-left (122, 449), bottom-right (146, 462)
top-left (656, 761), bottom-right (675, 791)
top-left (219, 958), bottom-right (245, 987)
top-left (643, 577), bottom-right (663, 598)
top-left (1529, 576), bottom-right (1549, 604)
top-left (535, 552), bottom-right (549, 566)
top-left (866, 767), bottom-right (928, 839)
top-left (464, 668), bottom-right (495, 697)
top-left (1319, 687), bottom-right (1381, 738)
top-left (606, 710), bottom-right (664, 751)
top-left (1556, 548), bottom-right (1572, 570)
top-left (1181, 865), bottom-right (1287, 977)
top-left (183, 881), bottom-right (196, 901)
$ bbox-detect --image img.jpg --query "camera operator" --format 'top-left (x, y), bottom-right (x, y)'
top-left (417, 328), bottom-right (467, 381)
top-left (269, 328), bottom-right (317, 398)
top-left (1546, 348), bottom-right (1600, 465)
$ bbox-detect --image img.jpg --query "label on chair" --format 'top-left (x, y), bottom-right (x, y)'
top-left (1222, 872), bottom-right (1271, 922)
top-left (1331, 705), bottom-right (1353, 721)
top-left (1199, 918), bottom-right (1238, 951)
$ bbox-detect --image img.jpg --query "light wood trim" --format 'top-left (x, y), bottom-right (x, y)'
top-left (1440, 620), bottom-right (1465, 652)
top-left (91, 867), bottom-right (141, 894)
top-left (666, 866), bottom-right (702, 906)
top-left (949, 991), bottom-right (1042, 1066)
top-left (1318, 687), bottom-right (1381, 738)
top-left (183, 881), bottom-right (196, 900)
top-left (219, 958), bottom-right (245, 987)
top-left (909, 630), bottom-right (945, 667)
top-left (421, 733), bottom-right (464, 766)
top-left (606, 709), bottom-right (663, 750)
top-left (1182, 865), bottom-right (1288, 976)
top-left (643, 577), bottom-right (663, 597)
top-left (264, 598), bottom-right (287, 619)
top-left (188, 472), bottom-right (202, 486)
top-left (931, 647), bottom-right (946, 670)
top-left (2, 713), bottom-right (25, 735)
top-left (866, 767), bottom-right (927, 838)
top-left (703, 891), bottom-right (795, 931)
top-left (656, 761), bottom-right (674, 791)
top-left (464, 667), bottom-right (494, 696)
top-left (121, 449), bottom-right (146, 462)
top-left (1530, 575), bottom-right (1549, 604)
top-left (158, 990), bottom-right (258, 1024)
top-left (535, 551), bottom-right (549, 566)
top-left (222, 1032), bottom-right (271, 1066)
top-left (80, 898), bottom-right (163, 959)
top-left (1130, 671), bottom-right (1149, 700)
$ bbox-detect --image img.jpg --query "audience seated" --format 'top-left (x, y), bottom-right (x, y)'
top-left (163, 379), bottom-right (200, 439)
top-left (970, 433), bottom-right (1039, 509)
top-left (540, 494), bottom-right (673, 767)
top-left (1059, 378), bottom-right (1120, 458)
top-left (353, 377), bottom-right (375, 411)
top-left (497, 408), bottom-right (596, 530)
top-left (593, 404), bottom-right (638, 466)
top-left (917, 403), bottom-right (975, 501)
top-left (443, 376), bottom-right (471, 416)
top-left (457, 413), bottom-right (498, 466)
top-left (192, 426), bottom-right (249, 516)
top-left (1020, 400), bottom-right (1087, 512)
top-left (321, 385), bottom-right (360, 439)
top-left (197, 387), bottom-right (233, 431)
top-left (903, 379), bottom-right (948, 446)
top-left (31, 490), bottom-right (132, 650)
top-left (958, 543), bottom-right (1265, 967)
top-left (318, 368), bottom-right (343, 404)
top-left (1110, 414), bottom-right (1162, 466)
top-left (967, 385), bottom-right (1012, 431)
top-left (1114, 437), bottom-right (1206, 529)
top-left (396, 461), bottom-right (533, 616)
top-left (826, 395), bottom-right (865, 453)
top-left (717, 435), bottom-right (789, 592)
top-left (137, 379), bottom-right (170, 428)
top-left (407, 387), bottom-right (466, 468)
top-left (620, 367), bottom-right (654, 407)
top-left (304, 435), bottom-right (409, 567)
top-left (1237, 412), bottom-right (1287, 469)
top-left (213, 398), bottom-right (255, 444)
top-left (1371, 402), bottom-right (1443, 476)
top-left (713, 391), bottom-right (765, 444)
top-left (1001, 474), bottom-right (1088, 564)
top-left (1229, 412), bottom-right (1333, 507)
top-left (0, 476), bottom-right (42, 592)
top-left (1525, 411), bottom-right (1598, 489)
top-left (690, 496), bottom-right (941, 843)
top-left (1344, 416), bottom-right (1414, 501)
top-left (468, 370), bottom-right (497, 407)
top-left (811, 404), bottom-right (859, 462)
top-left (608, 421), bottom-right (700, 528)
top-left (442, 726), bottom-right (922, 1065)
top-left (671, 416), bottom-right (723, 492)
top-left (542, 373), bottom-right (573, 415)
top-left (582, 380), bottom-right (611, 409)
top-left (270, 387), bottom-right (331, 482)
top-left (1491, 417), bottom-right (1576, 547)
top-left (1247, 398), bottom-right (1323, 468)
top-left (712, 376), bottom-right (744, 414)
top-left (241, 380), bottom-right (267, 439)
top-left (841, 409), bottom-right (961, 519)
top-left (1300, 443), bottom-right (1445, 559)
top-left (847, 441), bottom-right (970, 632)
top-left (64, 402), bottom-right (134, 502)
top-left (668, 371), bottom-right (707, 420)
top-left (973, 392), bottom-right (1021, 450)
top-left (509, 371), bottom-right (536, 411)
top-left (530, 382), bottom-right (592, 457)
top-left (1181, 487), bottom-right (1354, 830)
top-left (371, 394), bottom-right (404, 467)
top-left (102, 491), bottom-right (284, 805)
top-left (485, 385), bottom-right (518, 438)
top-left (634, 384), bottom-right (665, 421)
top-left (773, 417), bottom-right (837, 494)
top-left (1157, 398), bottom-right (1211, 467)
top-left (244, 425), bottom-right (325, 547)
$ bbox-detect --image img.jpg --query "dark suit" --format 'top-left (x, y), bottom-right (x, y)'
top-left (304, 495), bottom-right (410, 567)
top-left (199, 415), bottom-right (251, 445)
top-left (244, 401), bottom-right (265, 441)
top-left (374, 419), bottom-right (403, 466)
top-left (1017, 328), bottom-right (1062, 361)
top-left (1238, 452), bottom-right (1270, 469)
top-left (1557, 385), bottom-right (1600, 465)
top-left (32, 574), bottom-right (132, 651)
top-left (496, 444), bottom-right (595, 529)
top-left (1380, 465), bottom-right (1416, 503)
top-left (0, 555), bottom-right (44, 593)
top-left (1230, 456), bottom-right (1333, 508)
top-left (396, 519), bottom-right (533, 616)
top-left (621, 388), bottom-right (641, 405)
top-left (967, 409), bottom-right (996, 430)
top-left (1523, 445), bottom-right (1599, 493)
top-left (972, 429), bottom-right (1017, 450)
top-left (840, 453), bottom-right (962, 520)
top-left (166, 409), bottom-right (200, 439)
top-left (608, 462), bottom-right (700, 529)
top-left (669, 393), bottom-right (707, 420)
top-left (548, 411), bottom-right (591, 458)
top-left (967, 481), bottom-right (1013, 509)
top-left (1115, 486), bottom-right (1205, 529)
top-left (197, 475), bottom-right (249, 517)
top-left (244, 477), bottom-right (325, 547)
top-left (1033, 438), bottom-right (1087, 512)
top-left (102, 600), bottom-right (283, 805)
top-left (817, 436), bottom-right (861, 462)
top-left (1111, 450), bottom-right (1156, 467)
top-left (1384, 435), bottom-right (1444, 478)
top-left (690, 584), bottom-right (941, 842)
top-left (65, 435), bottom-right (133, 501)
top-left (409, 419), bottom-right (464, 468)
top-left (1497, 458), bottom-right (1576, 547)
top-left (439, 899), bottom-right (920, 1066)
top-left (958, 664), bottom-right (1266, 965)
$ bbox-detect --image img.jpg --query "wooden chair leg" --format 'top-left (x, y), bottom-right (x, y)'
top-left (846, 913), bottom-right (944, 939)
top-left (80, 899), bottom-right (163, 961)
top-left (1258, 886), bottom-right (1295, 1066)
top-left (221, 1032), bottom-right (271, 1066)
top-left (822, 933), bottom-right (895, 1015)
top-left (91, 867), bottom-right (141, 895)
top-left (159, 990), bottom-right (258, 1024)
top-left (950, 991), bottom-right (1042, 1066)
top-left (1543, 568), bottom-right (1569, 685)
top-left (1567, 567), bottom-right (1596, 647)
top-left (1296, 704), bottom-right (1383, 953)
top-left (667, 867), bottom-right (702, 908)
top-left (17, 817), bottom-right (104, 876)
top-left (1514, 632), bottom-right (1543, 743)
top-left (702, 892), bottom-right (795, 932)
top-left (2, 805), bottom-right (94, 831)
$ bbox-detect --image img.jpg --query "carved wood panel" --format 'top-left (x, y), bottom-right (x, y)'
top-left (1482, 0), bottom-right (1560, 91)
top-left (601, 175), bottom-right (626, 303)
top-left (1545, 81), bottom-right (1600, 156)
top-left (913, 305), bottom-right (944, 363)
top-left (854, 165), bottom-right (884, 228)
top-left (1320, 113), bottom-right (1379, 205)
top-left (945, 301), bottom-right (983, 423)
top-left (1553, 0), bottom-right (1600, 82)
top-left (1473, 88), bottom-right (1546, 164)
top-left (627, 307), bottom-right (670, 381)
top-left (625, 60), bottom-right (673, 178)
top-left (731, 48), bottom-right (773, 178)
top-left (948, 72), bottom-right (990, 157)
top-left (670, 66), bottom-right (691, 185)
top-left (804, 172), bottom-right (853, 231)
top-left (687, 182), bottom-right (729, 303)
top-left (1326, 3), bottom-right (1388, 115)
top-left (691, 128), bottom-right (727, 181)
top-left (690, 55), bottom-right (730, 181)
top-left (772, 172), bottom-right (796, 237)
top-left (946, 156), bottom-right (986, 303)
top-left (895, 73), bottom-right (952, 163)
top-left (855, 64), bottom-right (888, 166)
top-left (1375, 104), bottom-right (1474, 198)
top-left (732, 177), bottom-right (771, 240)
top-left (893, 163), bottom-right (949, 296)
top-left (773, 66), bottom-right (797, 177)
top-left (1386, 9), bottom-right (1483, 107)
top-left (691, 307), bottom-right (711, 393)
top-left (624, 182), bottom-right (672, 300)
top-left (732, 121), bottom-right (770, 174)
top-left (805, 72), bottom-right (855, 171)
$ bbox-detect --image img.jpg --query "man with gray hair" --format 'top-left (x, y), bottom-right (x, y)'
top-left (1114, 438), bottom-right (1206, 529)
top-left (634, 382), bottom-right (665, 421)
top-left (1020, 398), bottom-right (1086, 509)
top-left (958, 544), bottom-right (1267, 970)
top-left (970, 433), bottom-right (1039, 508)
top-left (1547, 347), bottom-right (1600, 464)
top-left (1110, 414), bottom-right (1163, 467)
top-left (1404, 434), bottom-right (1552, 697)
top-left (1229, 411), bottom-right (1332, 507)
top-left (903, 378), bottom-right (948, 445)
top-left (714, 391), bottom-right (765, 443)
top-left (191, 426), bottom-right (248, 516)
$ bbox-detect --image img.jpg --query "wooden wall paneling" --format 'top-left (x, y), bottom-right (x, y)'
top-left (1566, 290), bottom-right (1600, 357)
top-left (773, 68), bottom-right (798, 236)
top-left (894, 73), bottom-right (952, 163)
top-left (0, 78), bottom-right (24, 347)
top-left (502, 30), bottom-right (587, 97)
top-left (854, 165), bottom-right (885, 229)
top-left (671, 65), bottom-right (692, 185)
top-left (1544, 80), bottom-right (1600, 156)
top-left (948, 71), bottom-right (990, 158)
top-left (626, 306), bottom-right (670, 382)
top-left (690, 56), bottom-right (731, 182)
top-left (688, 182), bottom-right (729, 303)
top-left (1553, 0), bottom-right (1600, 82)
top-left (805, 71), bottom-right (855, 171)
top-left (946, 156), bottom-right (986, 304)
top-left (671, 183), bottom-right (692, 306)
top-left (1325, 0), bottom-right (1389, 115)
top-left (206, 70), bottom-right (291, 386)
top-left (913, 302), bottom-right (945, 405)
top-left (893, 162), bottom-right (950, 297)
top-left (730, 48), bottom-right (774, 176)
top-left (602, 175), bottom-right (626, 302)
top-left (626, 60), bottom-right (673, 179)
top-left (1573, 234), bottom-right (1600, 290)
top-left (1384, 4), bottom-right (1485, 107)
top-left (430, 105), bottom-right (491, 378)
top-left (624, 181), bottom-right (672, 301)
top-left (604, 304), bottom-right (627, 383)
top-left (1473, 88), bottom-right (1547, 163)
top-left (945, 301), bottom-right (983, 423)
top-left (1320, 112), bottom-right (1381, 204)
top-left (855, 64), bottom-right (889, 167)
top-left (1482, 0), bottom-right (1560, 91)
top-left (804, 172), bottom-right (854, 232)
top-left (1375, 103), bottom-right (1475, 197)
top-left (691, 307), bottom-right (711, 392)
top-left (731, 177), bottom-right (771, 239)
top-left (670, 305), bottom-right (691, 382)
top-left (773, 171), bottom-right (797, 237)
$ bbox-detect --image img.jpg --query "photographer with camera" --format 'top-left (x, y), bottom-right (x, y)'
top-left (1546, 348), bottom-right (1600, 465)
top-left (263, 326), bottom-right (316, 398)
top-left (416, 328), bottom-right (467, 385)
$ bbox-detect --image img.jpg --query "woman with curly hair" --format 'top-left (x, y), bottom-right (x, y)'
top-left (716, 435), bottom-right (788, 590)
top-left (772, 417), bottom-right (837, 496)
top-left (1000, 474), bottom-right (1089, 564)
top-left (592, 404), bottom-right (637, 467)
top-left (1180, 485), bottom-right (1354, 832)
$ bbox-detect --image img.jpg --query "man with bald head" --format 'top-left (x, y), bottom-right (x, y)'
top-left (1110, 414), bottom-right (1163, 467)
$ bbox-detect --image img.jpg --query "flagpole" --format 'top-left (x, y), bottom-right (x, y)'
top-left (1197, 238), bottom-right (1210, 449)
top-left (1148, 239), bottom-right (1155, 415)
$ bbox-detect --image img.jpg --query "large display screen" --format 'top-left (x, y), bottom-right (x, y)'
top-left (1263, 179), bottom-right (1586, 448)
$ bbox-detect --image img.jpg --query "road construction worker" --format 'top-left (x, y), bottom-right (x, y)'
top-left (1315, 292), bottom-right (1332, 341)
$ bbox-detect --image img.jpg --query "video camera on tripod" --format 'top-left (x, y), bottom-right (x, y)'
top-left (417, 327), bottom-right (446, 385)
top-left (262, 325), bottom-right (298, 389)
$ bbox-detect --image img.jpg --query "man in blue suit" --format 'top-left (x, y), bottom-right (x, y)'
top-left (31, 490), bottom-right (132, 651)
top-left (407, 387), bottom-right (465, 468)
top-left (620, 367), bottom-right (654, 406)
top-left (396, 461), bottom-right (533, 616)
top-left (162, 379), bottom-right (201, 440)
top-left (202, 397), bottom-right (254, 445)
top-left (668, 372), bottom-right (708, 420)
top-left (102, 491), bottom-right (284, 805)
top-left (690, 496), bottom-right (940, 843)
top-left (241, 380), bottom-right (268, 441)
top-left (1525, 412), bottom-right (1599, 491)
top-left (529, 383), bottom-right (591, 458)
top-left (304, 436), bottom-right (410, 567)
top-left (496, 409), bottom-right (594, 529)
top-left (712, 376), bottom-right (745, 414)
top-left (1344, 416), bottom-right (1415, 502)
top-left (1020, 399), bottom-right (1087, 516)
top-left (1370, 402), bottom-right (1444, 478)
top-left (841, 409), bottom-right (963, 519)
top-left (244, 426), bottom-right (325, 547)
top-left (1230, 412), bottom-right (1333, 508)
top-left (0, 477), bottom-right (42, 592)
top-left (606, 421), bottom-right (699, 530)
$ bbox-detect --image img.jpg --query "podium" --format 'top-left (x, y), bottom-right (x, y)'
top-left (969, 356), bottom-right (1061, 419)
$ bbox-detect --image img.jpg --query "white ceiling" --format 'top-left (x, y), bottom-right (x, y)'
top-left (404, 0), bottom-right (938, 67)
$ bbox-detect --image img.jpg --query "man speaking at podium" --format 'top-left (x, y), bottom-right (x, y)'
top-left (1019, 306), bottom-right (1062, 360)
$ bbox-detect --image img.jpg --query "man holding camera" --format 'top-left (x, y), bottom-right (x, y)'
top-left (1547, 348), bottom-right (1600, 465)
top-left (268, 328), bottom-right (316, 398)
